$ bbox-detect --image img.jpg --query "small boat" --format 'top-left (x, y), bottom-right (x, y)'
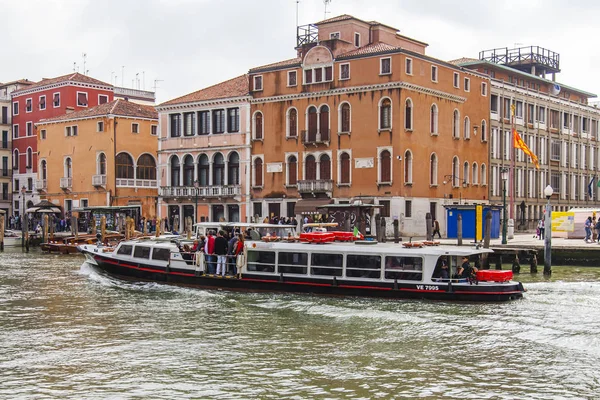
top-left (42, 232), bottom-right (124, 254)
top-left (78, 237), bottom-right (525, 302)
top-left (2, 230), bottom-right (23, 247)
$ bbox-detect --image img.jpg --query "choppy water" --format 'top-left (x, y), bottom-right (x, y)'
top-left (1, 248), bottom-right (599, 399)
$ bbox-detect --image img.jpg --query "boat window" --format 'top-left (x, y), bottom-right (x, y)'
top-left (152, 248), bottom-right (171, 261)
top-left (346, 254), bottom-right (381, 279)
top-left (117, 244), bottom-right (133, 256)
top-left (247, 250), bottom-right (275, 273)
top-left (384, 256), bottom-right (423, 281)
top-left (133, 246), bottom-right (151, 259)
top-left (278, 251), bottom-right (308, 274)
top-left (311, 253), bottom-right (343, 277)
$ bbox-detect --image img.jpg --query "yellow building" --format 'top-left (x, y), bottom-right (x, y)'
top-left (36, 99), bottom-right (158, 220)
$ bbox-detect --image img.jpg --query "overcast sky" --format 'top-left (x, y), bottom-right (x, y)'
top-left (4, 0), bottom-right (599, 104)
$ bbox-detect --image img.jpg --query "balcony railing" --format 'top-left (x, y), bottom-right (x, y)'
top-left (301, 129), bottom-right (330, 145)
top-left (92, 174), bottom-right (107, 187)
top-left (35, 179), bottom-right (47, 191)
top-left (159, 185), bottom-right (241, 198)
top-left (297, 179), bottom-right (333, 194)
top-left (116, 178), bottom-right (157, 188)
top-left (60, 177), bottom-right (72, 189)
top-left (0, 168), bottom-right (12, 177)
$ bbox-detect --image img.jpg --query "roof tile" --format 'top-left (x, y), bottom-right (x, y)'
top-left (38, 99), bottom-right (157, 123)
top-left (13, 72), bottom-right (111, 94)
top-left (337, 42), bottom-right (401, 58)
top-left (159, 74), bottom-right (249, 106)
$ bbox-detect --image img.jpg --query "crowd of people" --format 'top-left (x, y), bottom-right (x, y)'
top-left (182, 229), bottom-right (247, 277)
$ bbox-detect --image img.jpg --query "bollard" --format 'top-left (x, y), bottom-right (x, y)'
top-left (0, 215), bottom-right (4, 251)
top-left (512, 253), bottom-right (521, 274)
top-left (483, 211), bottom-right (492, 249)
top-left (380, 216), bottom-right (386, 243)
top-left (457, 213), bottom-right (463, 246)
top-left (530, 253), bottom-right (538, 274)
top-left (426, 212), bottom-right (433, 241)
top-left (71, 216), bottom-right (78, 240)
top-left (495, 254), bottom-right (502, 270)
top-left (393, 219), bottom-right (400, 243)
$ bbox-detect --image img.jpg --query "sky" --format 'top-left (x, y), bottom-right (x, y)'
top-left (4, 0), bottom-right (600, 104)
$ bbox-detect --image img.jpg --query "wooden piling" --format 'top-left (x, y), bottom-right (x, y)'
top-left (530, 253), bottom-right (538, 274)
top-left (100, 216), bottom-right (106, 243)
top-left (0, 215), bottom-right (4, 251)
top-left (393, 219), bottom-right (400, 243)
top-left (483, 211), bottom-right (492, 249)
top-left (457, 213), bottom-right (463, 246)
top-left (426, 212), bottom-right (433, 241)
top-left (512, 253), bottom-right (521, 274)
top-left (380, 216), bottom-right (386, 243)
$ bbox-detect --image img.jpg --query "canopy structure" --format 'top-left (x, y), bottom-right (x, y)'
top-left (295, 198), bottom-right (333, 214)
top-left (26, 200), bottom-right (62, 214)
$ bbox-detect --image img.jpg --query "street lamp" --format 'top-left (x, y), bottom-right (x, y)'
top-left (543, 184), bottom-right (553, 276)
top-left (193, 180), bottom-right (199, 224)
top-left (501, 167), bottom-right (509, 245)
top-left (21, 186), bottom-right (26, 248)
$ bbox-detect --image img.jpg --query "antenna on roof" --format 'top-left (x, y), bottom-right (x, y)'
top-left (296, 0), bottom-right (300, 29)
top-left (323, 0), bottom-right (332, 19)
top-left (142, 71), bottom-right (145, 90)
top-left (121, 66), bottom-right (125, 87)
top-left (153, 79), bottom-right (163, 97)
top-left (73, 62), bottom-right (77, 72)
top-left (82, 53), bottom-right (87, 75)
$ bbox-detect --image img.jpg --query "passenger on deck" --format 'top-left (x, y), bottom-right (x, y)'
top-left (191, 240), bottom-right (199, 252)
top-left (457, 256), bottom-right (478, 281)
top-left (434, 257), bottom-right (449, 280)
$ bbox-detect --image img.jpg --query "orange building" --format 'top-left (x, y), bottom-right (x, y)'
top-left (36, 99), bottom-right (158, 220)
top-left (248, 15), bottom-right (490, 235)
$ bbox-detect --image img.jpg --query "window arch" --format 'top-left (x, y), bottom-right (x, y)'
top-left (430, 103), bottom-right (438, 135)
top-left (319, 105), bottom-right (330, 141)
top-left (26, 147), bottom-right (33, 168)
top-left (430, 153), bottom-right (438, 185)
top-left (213, 152), bottom-right (224, 186)
top-left (183, 154), bottom-right (194, 186)
top-left (286, 108), bottom-right (297, 138)
top-left (452, 156), bottom-right (460, 187)
top-left (464, 116), bottom-right (470, 140)
top-left (40, 160), bottom-right (47, 181)
top-left (340, 152), bottom-right (350, 184)
top-left (481, 120), bottom-right (487, 142)
top-left (339, 102), bottom-right (351, 133)
top-left (463, 161), bottom-right (469, 185)
top-left (228, 152), bottom-right (239, 185)
top-left (404, 150), bottom-right (413, 183)
top-left (253, 157), bottom-right (263, 187)
top-left (170, 155), bottom-right (180, 186)
top-left (379, 150), bottom-right (391, 183)
top-left (97, 153), bottom-right (106, 175)
top-left (472, 162), bottom-right (478, 185)
top-left (481, 164), bottom-right (487, 185)
top-left (319, 153), bottom-right (331, 180)
top-left (197, 154), bottom-right (209, 187)
top-left (287, 155), bottom-right (297, 185)
top-left (116, 153), bottom-right (133, 179)
top-left (379, 98), bottom-right (392, 130)
top-left (13, 149), bottom-right (19, 169)
top-left (405, 98), bottom-right (413, 130)
top-left (307, 106), bottom-right (318, 142)
top-left (253, 111), bottom-right (263, 140)
top-left (137, 154), bottom-right (156, 180)
top-left (64, 157), bottom-right (73, 178)
top-left (453, 109), bottom-right (460, 139)
top-left (305, 155), bottom-right (317, 180)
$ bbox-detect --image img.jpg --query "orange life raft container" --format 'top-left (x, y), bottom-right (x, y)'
top-left (476, 270), bottom-right (513, 282)
top-left (299, 232), bottom-right (336, 243)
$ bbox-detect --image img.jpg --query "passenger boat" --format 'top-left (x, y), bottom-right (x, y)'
top-left (2, 230), bottom-right (23, 247)
top-left (42, 232), bottom-right (124, 254)
top-left (78, 238), bottom-right (525, 302)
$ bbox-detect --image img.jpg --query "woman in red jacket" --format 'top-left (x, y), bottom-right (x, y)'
top-left (234, 233), bottom-right (245, 276)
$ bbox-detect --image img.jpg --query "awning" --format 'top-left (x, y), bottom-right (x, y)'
top-left (26, 207), bottom-right (61, 213)
top-left (294, 198), bottom-right (333, 214)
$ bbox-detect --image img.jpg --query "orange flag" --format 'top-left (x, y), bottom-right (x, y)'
top-left (513, 129), bottom-right (540, 169)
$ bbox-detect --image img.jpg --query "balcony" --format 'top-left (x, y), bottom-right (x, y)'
top-left (60, 177), bottom-right (72, 190)
top-left (116, 178), bottom-right (157, 188)
top-left (301, 129), bottom-right (330, 146)
top-left (92, 174), bottom-right (107, 187)
top-left (159, 185), bottom-right (241, 199)
top-left (297, 179), bottom-right (333, 195)
top-left (0, 168), bottom-right (12, 177)
top-left (35, 179), bottom-right (47, 192)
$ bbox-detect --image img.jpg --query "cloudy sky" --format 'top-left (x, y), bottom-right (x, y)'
top-left (4, 0), bottom-right (599, 103)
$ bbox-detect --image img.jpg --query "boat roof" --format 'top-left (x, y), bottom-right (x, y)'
top-left (249, 241), bottom-right (492, 256)
top-left (193, 222), bottom-right (293, 229)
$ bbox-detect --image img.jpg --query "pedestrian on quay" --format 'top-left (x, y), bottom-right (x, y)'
top-left (584, 216), bottom-right (593, 243)
top-left (537, 218), bottom-right (545, 240)
top-left (432, 219), bottom-right (441, 239)
top-left (595, 219), bottom-right (600, 244)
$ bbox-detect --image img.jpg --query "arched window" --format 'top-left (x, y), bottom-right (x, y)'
top-left (452, 156), bottom-right (460, 187)
top-left (463, 161), bottom-right (469, 185)
top-left (380, 150), bottom-right (391, 183)
top-left (430, 153), bottom-right (438, 185)
top-left (404, 150), bottom-right (412, 183)
top-left (464, 116), bottom-right (470, 139)
top-left (481, 164), bottom-right (487, 185)
top-left (340, 103), bottom-right (351, 133)
top-left (253, 111), bottom-right (263, 140)
top-left (98, 153), bottom-right (106, 175)
top-left (472, 162), bottom-right (478, 185)
top-left (228, 152), bottom-right (240, 185)
top-left (137, 154), bottom-right (156, 180)
top-left (197, 154), bottom-right (209, 186)
top-left (430, 104), bottom-right (438, 135)
top-left (13, 149), bottom-right (19, 169)
top-left (340, 152), bottom-right (350, 184)
top-left (307, 106), bottom-right (318, 142)
top-left (253, 158), bottom-right (263, 187)
top-left (380, 98), bottom-right (391, 130)
top-left (287, 155), bottom-right (297, 185)
top-left (319, 105), bottom-right (330, 141)
top-left (319, 154), bottom-right (331, 180)
top-left (65, 157), bottom-right (73, 178)
top-left (305, 155), bottom-right (317, 180)
top-left (116, 153), bottom-right (133, 179)
top-left (287, 108), bottom-right (297, 138)
top-left (26, 148), bottom-right (32, 168)
top-left (213, 153), bottom-right (224, 186)
top-left (170, 156), bottom-right (180, 186)
top-left (183, 155), bottom-right (194, 186)
top-left (41, 160), bottom-right (47, 180)
top-left (453, 110), bottom-right (460, 139)
top-left (405, 98), bottom-right (413, 130)
top-left (481, 120), bottom-right (487, 142)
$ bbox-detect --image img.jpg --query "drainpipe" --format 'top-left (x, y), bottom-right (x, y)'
top-left (113, 116), bottom-right (118, 206)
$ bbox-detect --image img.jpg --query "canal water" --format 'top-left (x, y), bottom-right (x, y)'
top-left (1, 248), bottom-right (599, 399)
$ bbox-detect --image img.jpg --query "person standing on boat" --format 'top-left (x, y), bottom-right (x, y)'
top-left (204, 231), bottom-right (216, 274)
top-left (214, 230), bottom-right (229, 277)
top-left (227, 230), bottom-right (240, 274)
top-left (233, 233), bottom-right (245, 276)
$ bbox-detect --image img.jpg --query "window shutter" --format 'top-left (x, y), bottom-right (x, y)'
top-left (320, 155), bottom-right (331, 180)
top-left (341, 104), bottom-right (350, 132)
top-left (77, 92), bottom-right (87, 105)
top-left (325, 66), bottom-right (332, 81)
top-left (319, 106), bottom-right (329, 141)
top-left (341, 153), bottom-right (350, 184)
top-left (288, 157), bottom-right (297, 185)
top-left (289, 109), bottom-right (297, 137)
